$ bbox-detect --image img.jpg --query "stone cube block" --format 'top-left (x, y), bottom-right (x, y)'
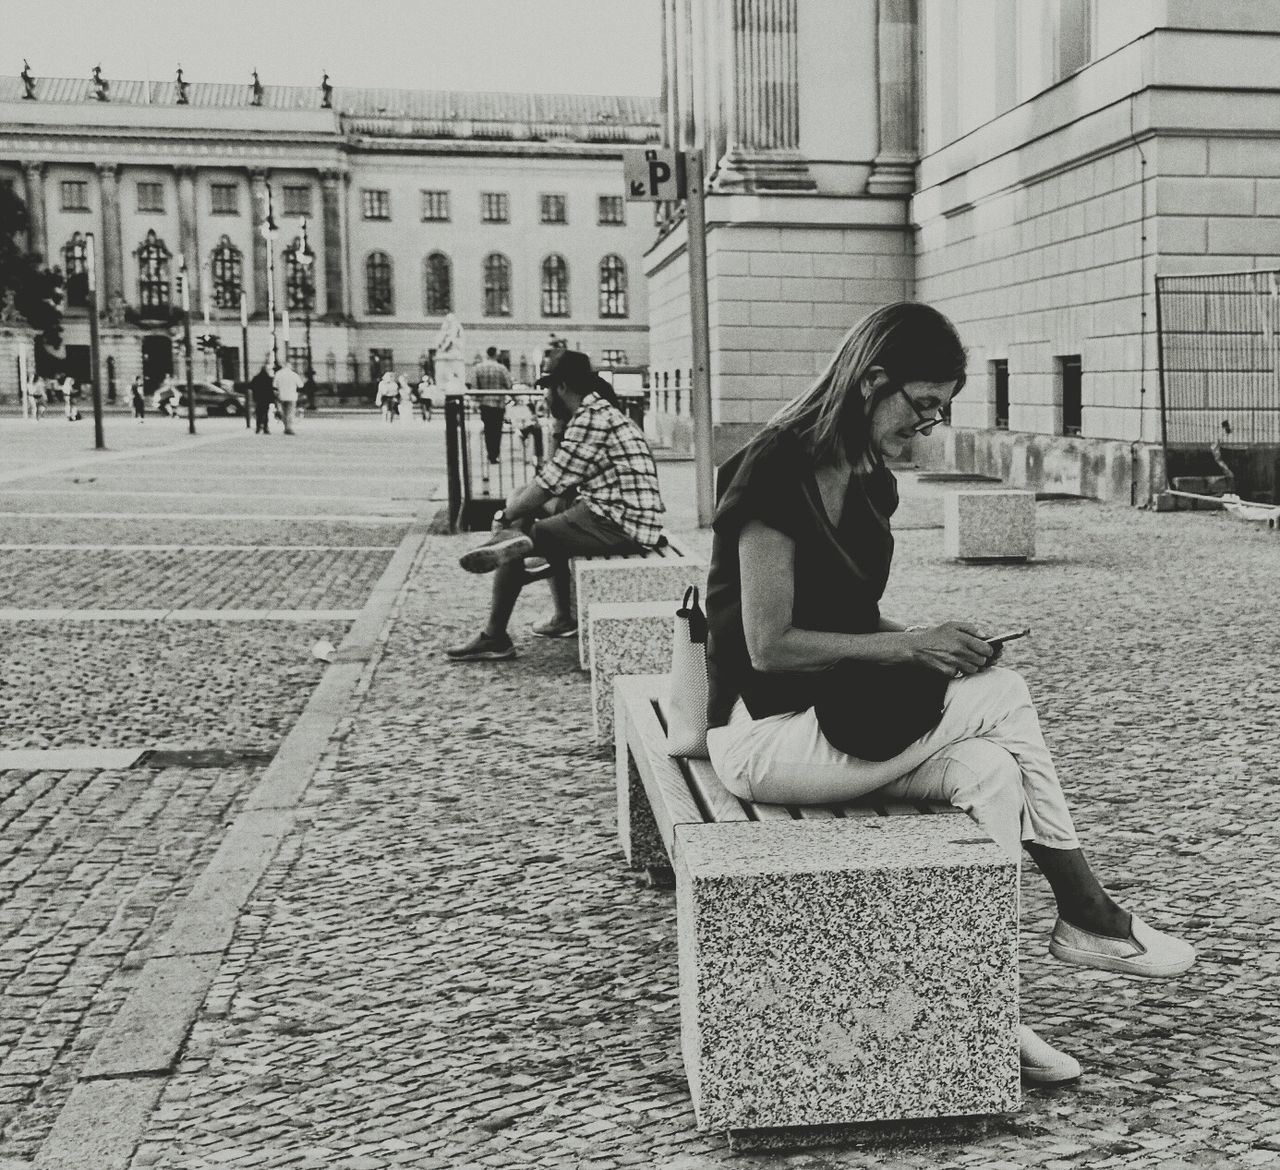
top-left (943, 490), bottom-right (1036, 560)
top-left (575, 557), bottom-right (704, 669)
top-left (589, 602), bottom-right (674, 746)
top-left (675, 818), bottom-right (1020, 1132)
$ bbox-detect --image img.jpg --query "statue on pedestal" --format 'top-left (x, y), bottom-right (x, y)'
top-left (433, 312), bottom-right (467, 390)
top-left (175, 66), bottom-right (189, 105)
top-left (21, 60), bottom-right (36, 100)
top-left (250, 69), bottom-right (263, 106)
top-left (92, 64), bottom-right (109, 102)
top-left (320, 71), bottom-right (333, 109)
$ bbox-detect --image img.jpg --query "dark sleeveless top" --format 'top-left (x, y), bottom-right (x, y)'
top-left (706, 426), bottom-right (899, 729)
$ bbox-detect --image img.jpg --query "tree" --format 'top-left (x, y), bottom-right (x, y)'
top-left (0, 184), bottom-right (63, 349)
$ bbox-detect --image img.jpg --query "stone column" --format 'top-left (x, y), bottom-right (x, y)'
top-left (176, 166), bottom-right (201, 312)
top-left (867, 0), bottom-right (919, 195)
top-left (21, 162), bottom-right (48, 263)
top-left (96, 163), bottom-right (126, 324)
top-left (320, 170), bottom-right (348, 320)
top-left (713, 0), bottom-right (815, 192)
top-left (249, 168), bottom-right (270, 317)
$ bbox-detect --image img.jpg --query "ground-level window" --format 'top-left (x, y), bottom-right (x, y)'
top-left (1058, 355), bottom-right (1082, 436)
top-left (62, 232), bottom-right (88, 307)
top-left (992, 359), bottom-right (1009, 430)
top-left (601, 349), bottom-right (628, 367)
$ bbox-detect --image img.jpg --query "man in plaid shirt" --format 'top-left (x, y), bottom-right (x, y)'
top-left (447, 350), bottom-right (665, 662)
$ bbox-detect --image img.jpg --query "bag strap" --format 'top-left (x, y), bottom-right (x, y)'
top-left (677, 584), bottom-right (708, 644)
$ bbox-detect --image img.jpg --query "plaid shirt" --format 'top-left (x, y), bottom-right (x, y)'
top-left (534, 393), bottom-right (665, 547)
top-left (471, 358), bottom-right (511, 407)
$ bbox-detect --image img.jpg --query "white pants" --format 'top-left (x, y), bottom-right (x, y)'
top-left (706, 667), bottom-right (1081, 862)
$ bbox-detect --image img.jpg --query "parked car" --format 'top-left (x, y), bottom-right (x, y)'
top-left (154, 381), bottom-right (246, 417)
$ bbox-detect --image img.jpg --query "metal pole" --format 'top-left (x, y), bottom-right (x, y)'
top-left (262, 184), bottom-right (279, 367)
top-left (85, 232), bottom-right (105, 449)
top-left (179, 254), bottom-right (196, 435)
top-left (684, 149), bottom-right (715, 526)
top-left (240, 291), bottom-right (251, 428)
top-left (302, 217), bottom-right (315, 411)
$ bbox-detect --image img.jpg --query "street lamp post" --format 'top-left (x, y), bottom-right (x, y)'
top-left (85, 232), bottom-right (105, 450)
top-left (239, 290), bottom-right (251, 429)
top-left (178, 253), bottom-right (197, 435)
top-left (260, 183), bottom-right (279, 367)
top-left (299, 217), bottom-right (316, 410)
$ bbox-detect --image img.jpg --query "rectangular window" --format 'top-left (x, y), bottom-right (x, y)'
top-left (598, 195), bottom-right (625, 225)
top-left (61, 180), bottom-right (89, 212)
top-left (601, 349), bottom-right (628, 367)
top-left (210, 183), bottom-right (239, 216)
top-left (361, 189), bottom-right (391, 220)
top-left (1058, 355), bottom-right (1083, 436)
top-left (421, 190), bottom-right (450, 221)
top-left (285, 344), bottom-right (309, 370)
top-left (481, 192), bottom-right (509, 223)
top-left (137, 182), bottom-right (165, 213)
top-left (282, 185), bottom-right (312, 217)
top-left (992, 359), bottom-right (1010, 430)
top-left (540, 194), bottom-right (567, 224)
top-left (369, 348), bottom-right (394, 380)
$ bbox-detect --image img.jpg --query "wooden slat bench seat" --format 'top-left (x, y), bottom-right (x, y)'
top-left (573, 534), bottom-right (703, 670)
top-left (613, 673), bottom-right (1021, 1141)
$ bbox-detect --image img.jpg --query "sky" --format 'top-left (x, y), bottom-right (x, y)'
top-left (6, 0), bottom-right (662, 96)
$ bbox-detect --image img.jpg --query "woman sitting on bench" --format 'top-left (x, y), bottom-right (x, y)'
top-left (705, 301), bottom-right (1194, 1085)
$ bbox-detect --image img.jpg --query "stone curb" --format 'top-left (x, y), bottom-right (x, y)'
top-left (30, 522), bottom-right (429, 1170)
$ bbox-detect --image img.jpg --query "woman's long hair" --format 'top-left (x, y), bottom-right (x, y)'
top-left (766, 301), bottom-right (968, 464)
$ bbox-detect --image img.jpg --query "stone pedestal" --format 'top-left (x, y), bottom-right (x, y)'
top-left (575, 557), bottom-right (704, 670)
top-left (434, 354), bottom-right (466, 391)
top-left (943, 490), bottom-right (1036, 561)
top-left (589, 602), bottom-right (673, 747)
top-left (675, 818), bottom-right (1020, 1132)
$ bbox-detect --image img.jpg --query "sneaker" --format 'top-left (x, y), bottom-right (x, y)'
top-left (444, 631), bottom-right (516, 662)
top-left (531, 615), bottom-right (578, 638)
top-left (459, 527), bottom-right (534, 574)
top-left (1049, 913), bottom-right (1195, 978)
top-left (1019, 1025), bottom-right (1082, 1085)
top-left (520, 556), bottom-right (552, 584)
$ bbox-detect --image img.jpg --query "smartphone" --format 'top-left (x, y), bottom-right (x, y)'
top-left (982, 627), bottom-right (1031, 648)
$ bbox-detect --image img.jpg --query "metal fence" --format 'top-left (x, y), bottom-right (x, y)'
top-left (443, 390), bottom-right (647, 531)
top-left (1156, 270), bottom-right (1280, 448)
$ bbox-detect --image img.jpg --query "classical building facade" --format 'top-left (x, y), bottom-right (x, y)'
top-left (0, 75), bottom-right (658, 398)
top-left (648, 0), bottom-right (1280, 503)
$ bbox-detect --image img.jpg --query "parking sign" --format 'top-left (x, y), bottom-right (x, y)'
top-left (623, 149), bottom-right (687, 201)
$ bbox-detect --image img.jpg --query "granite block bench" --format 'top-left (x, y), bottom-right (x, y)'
top-left (943, 490), bottom-right (1036, 561)
top-left (614, 673), bottom-right (1021, 1141)
top-left (573, 535), bottom-right (702, 670)
top-left (588, 600), bottom-right (674, 748)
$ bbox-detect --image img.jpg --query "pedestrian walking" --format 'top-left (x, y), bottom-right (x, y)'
top-left (27, 374), bottom-right (46, 420)
top-left (473, 346), bottom-right (512, 476)
top-left (250, 361), bottom-right (275, 434)
top-left (702, 300), bottom-right (1195, 1084)
top-left (130, 376), bottom-right (146, 422)
top-left (60, 375), bottom-right (76, 421)
top-left (416, 372), bottom-right (436, 421)
top-left (273, 358), bottom-right (303, 436)
top-left (376, 371), bottom-right (398, 423)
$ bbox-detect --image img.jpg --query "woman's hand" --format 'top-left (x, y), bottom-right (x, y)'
top-left (903, 623), bottom-right (993, 677)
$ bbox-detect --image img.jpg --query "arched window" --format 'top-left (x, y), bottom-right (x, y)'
top-left (540, 254), bottom-right (569, 318)
top-left (483, 253), bottom-right (511, 317)
top-left (365, 251), bottom-right (393, 315)
top-left (136, 229), bottom-right (171, 315)
top-left (62, 232), bottom-right (88, 308)
top-left (599, 254), bottom-right (627, 318)
top-left (424, 252), bottom-right (452, 315)
top-left (210, 236), bottom-right (242, 310)
top-left (284, 237), bottom-right (316, 313)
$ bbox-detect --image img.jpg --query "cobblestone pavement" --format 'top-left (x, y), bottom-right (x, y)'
top-left (110, 475), bottom-right (1280, 1170)
top-left (0, 416), bottom-right (426, 1163)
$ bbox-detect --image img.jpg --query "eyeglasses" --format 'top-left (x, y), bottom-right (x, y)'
top-left (897, 386), bottom-right (945, 434)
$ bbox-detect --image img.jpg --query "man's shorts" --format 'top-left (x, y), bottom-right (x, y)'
top-left (530, 500), bottom-right (642, 559)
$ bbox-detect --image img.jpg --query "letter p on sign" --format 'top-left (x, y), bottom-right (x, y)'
top-left (623, 149), bottom-right (687, 201)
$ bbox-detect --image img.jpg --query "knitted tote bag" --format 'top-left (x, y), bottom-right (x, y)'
top-left (666, 585), bottom-right (710, 758)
